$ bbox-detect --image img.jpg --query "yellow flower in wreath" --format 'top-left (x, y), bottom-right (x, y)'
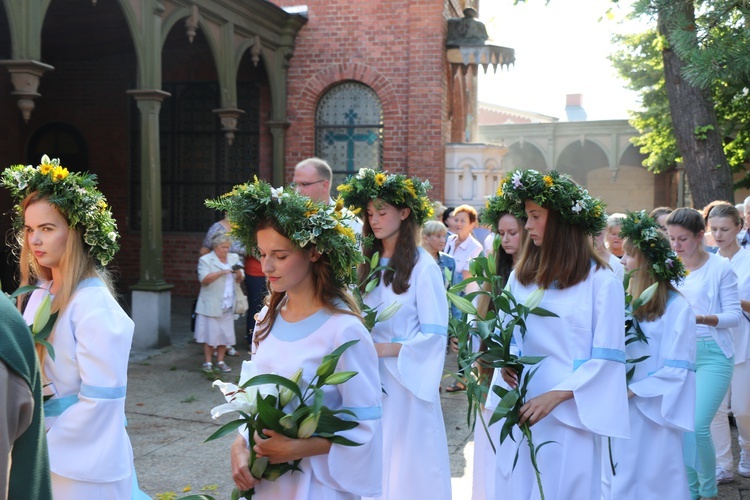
top-left (51, 166), bottom-right (69, 182)
top-left (374, 173), bottom-right (387, 186)
top-left (543, 175), bottom-right (554, 187)
top-left (39, 162), bottom-right (54, 175)
top-left (403, 179), bottom-right (417, 198)
top-left (335, 223), bottom-right (356, 241)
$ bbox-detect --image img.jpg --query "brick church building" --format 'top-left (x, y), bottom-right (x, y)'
top-left (0, 0), bottom-right (493, 345)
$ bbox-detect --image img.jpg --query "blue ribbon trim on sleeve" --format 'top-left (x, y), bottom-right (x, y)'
top-left (591, 347), bottom-right (626, 363)
top-left (573, 348), bottom-right (627, 371)
top-left (421, 323), bottom-right (448, 336)
top-left (80, 384), bottom-right (127, 399)
top-left (340, 405), bottom-right (383, 421)
top-left (43, 394), bottom-right (79, 417)
top-left (664, 359), bottom-right (697, 372)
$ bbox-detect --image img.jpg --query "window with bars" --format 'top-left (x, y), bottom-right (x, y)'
top-left (315, 82), bottom-right (383, 188)
top-left (131, 81), bottom-right (260, 232)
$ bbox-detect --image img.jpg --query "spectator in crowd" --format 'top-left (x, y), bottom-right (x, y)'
top-left (667, 207), bottom-right (742, 499)
top-left (649, 206), bottom-right (673, 235)
top-left (200, 214), bottom-right (246, 356)
top-left (605, 212), bottom-right (626, 258)
top-left (195, 235), bottom-right (244, 373)
top-left (707, 204), bottom-right (750, 485)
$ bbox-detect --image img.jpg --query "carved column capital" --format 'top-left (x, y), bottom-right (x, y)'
top-left (213, 108), bottom-right (245, 146)
top-left (0, 59), bottom-right (55, 122)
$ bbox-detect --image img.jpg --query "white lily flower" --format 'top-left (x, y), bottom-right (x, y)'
top-left (32, 293), bottom-right (52, 335)
top-left (525, 287), bottom-right (545, 310)
top-left (211, 361), bottom-right (279, 419)
top-left (270, 186), bottom-right (284, 203)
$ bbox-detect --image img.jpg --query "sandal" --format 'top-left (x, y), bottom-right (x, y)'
top-left (202, 362), bottom-right (214, 373)
top-left (445, 382), bottom-right (466, 393)
top-left (216, 361), bottom-right (232, 373)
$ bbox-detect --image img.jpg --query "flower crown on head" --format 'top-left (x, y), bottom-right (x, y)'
top-left (1, 155), bottom-right (120, 266)
top-left (619, 210), bottom-right (687, 285)
top-left (206, 178), bottom-right (363, 287)
top-left (337, 168), bottom-right (434, 225)
top-left (493, 169), bottom-right (607, 236)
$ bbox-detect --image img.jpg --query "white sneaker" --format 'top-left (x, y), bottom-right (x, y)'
top-left (716, 466), bottom-right (734, 484)
top-left (738, 452), bottom-right (750, 477)
top-left (226, 346), bottom-right (239, 357)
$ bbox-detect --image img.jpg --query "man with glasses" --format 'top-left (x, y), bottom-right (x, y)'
top-left (292, 158), bottom-right (362, 232)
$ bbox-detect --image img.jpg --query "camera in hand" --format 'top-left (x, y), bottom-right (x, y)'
top-left (231, 263), bottom-right (244, 271)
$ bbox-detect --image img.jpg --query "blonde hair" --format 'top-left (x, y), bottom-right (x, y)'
top-left (19, 193), bottom-right (115, 372)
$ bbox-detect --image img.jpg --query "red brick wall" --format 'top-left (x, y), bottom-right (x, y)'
top-left (271, 0), bottom-right (460, 201)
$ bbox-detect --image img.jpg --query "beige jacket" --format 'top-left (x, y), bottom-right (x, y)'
top-left (195, 251), bottom-right (243, 317)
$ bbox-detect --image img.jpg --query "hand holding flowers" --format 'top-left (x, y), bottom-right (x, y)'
top-left (207, 341), bottom-right (363, 500)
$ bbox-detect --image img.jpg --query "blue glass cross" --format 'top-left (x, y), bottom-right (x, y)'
top-left (324, 109), bottom-right (379, 172)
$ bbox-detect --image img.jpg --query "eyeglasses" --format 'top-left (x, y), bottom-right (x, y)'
top-left (290, 180), bottom-right (326, 188)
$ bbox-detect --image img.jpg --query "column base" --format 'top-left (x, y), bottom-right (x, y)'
top-left (131, 289), bottom-right (172, 349)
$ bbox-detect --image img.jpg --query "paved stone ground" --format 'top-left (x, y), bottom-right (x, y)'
top-left (127, 298), bottom-right (749, 499)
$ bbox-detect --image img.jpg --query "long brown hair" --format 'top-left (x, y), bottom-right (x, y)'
top-left (515, 206), bottom-right (606, 289)
top-left (623, 238), bottom-right (675, 321)
top-left (18, 193), bottom-right (115, 372)
top-left (476, 213), bottom-right (527, 381)
top-left (358, 204), bottom-right (419, 295)
top-left (253, 219), bottom-right (361, 345)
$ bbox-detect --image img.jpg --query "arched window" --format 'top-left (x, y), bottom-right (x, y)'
top-left (316, 82), bottom-right (383, 186)
top-left (27, 122), bottom-right (88, 172)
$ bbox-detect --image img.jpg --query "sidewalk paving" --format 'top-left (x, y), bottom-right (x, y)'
top-left (126, 298), bottom-right (748, 499)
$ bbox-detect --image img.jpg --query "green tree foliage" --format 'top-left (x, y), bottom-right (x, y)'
top-left (611, 0), bottom-right (750, 190)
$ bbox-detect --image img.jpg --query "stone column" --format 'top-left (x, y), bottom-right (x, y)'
top-left (267, 120), bottom-right (289, 186)
top-left (127, 89), bottom-right (172, 350)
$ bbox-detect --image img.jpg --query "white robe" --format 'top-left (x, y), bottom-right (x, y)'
top-left (363, 248), bottom-right (452, 500)
top-left (249, 307), bottom-right (383, 499)
top-left (494, 263), bottom-right (630, 500)
top-left (24, 278), bottom-right (146, 499)
top-left (606, 293), bottom-right (696, 500)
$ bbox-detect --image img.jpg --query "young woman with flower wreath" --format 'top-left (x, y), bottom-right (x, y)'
top-left (338, 168), bottom-right (452, 500)
top-left (494, 169), bottom-right (629, 500)
top-left (208, 180), bottom-right (383, 499)
top-left (606, 211), bottom-right (695, 500)
top-left (706, 204), bottom-right (750, 485)
top-left (666, 207), bottom-right (742, 500)
top-left (471, 201), bottom-right (526, 500)
top-left (1, 156), bottom-right (148, 499)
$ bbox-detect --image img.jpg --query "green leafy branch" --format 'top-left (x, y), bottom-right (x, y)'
top-left (351, 252), bottom-right (402, 332)
top-left (447, 253), bottom-right (558, 500)
top-left (6, 284), bottom-right (58, 360)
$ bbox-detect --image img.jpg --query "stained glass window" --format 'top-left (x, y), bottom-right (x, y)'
top-left (316, 82), bottom-right (383, 187)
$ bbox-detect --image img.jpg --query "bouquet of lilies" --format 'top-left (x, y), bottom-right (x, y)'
top-left (447, 243), bottom-right (557, 500)
top-left (207, 341), bottom-right (363, 500)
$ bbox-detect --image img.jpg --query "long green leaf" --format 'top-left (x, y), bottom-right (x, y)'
top-left (242, 374), bottom-right (303, 401)
top-left (205, 419), bottom-right (247, 442)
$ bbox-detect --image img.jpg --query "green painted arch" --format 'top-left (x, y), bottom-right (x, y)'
top-left (159, 6), bottom-right (193, 48)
